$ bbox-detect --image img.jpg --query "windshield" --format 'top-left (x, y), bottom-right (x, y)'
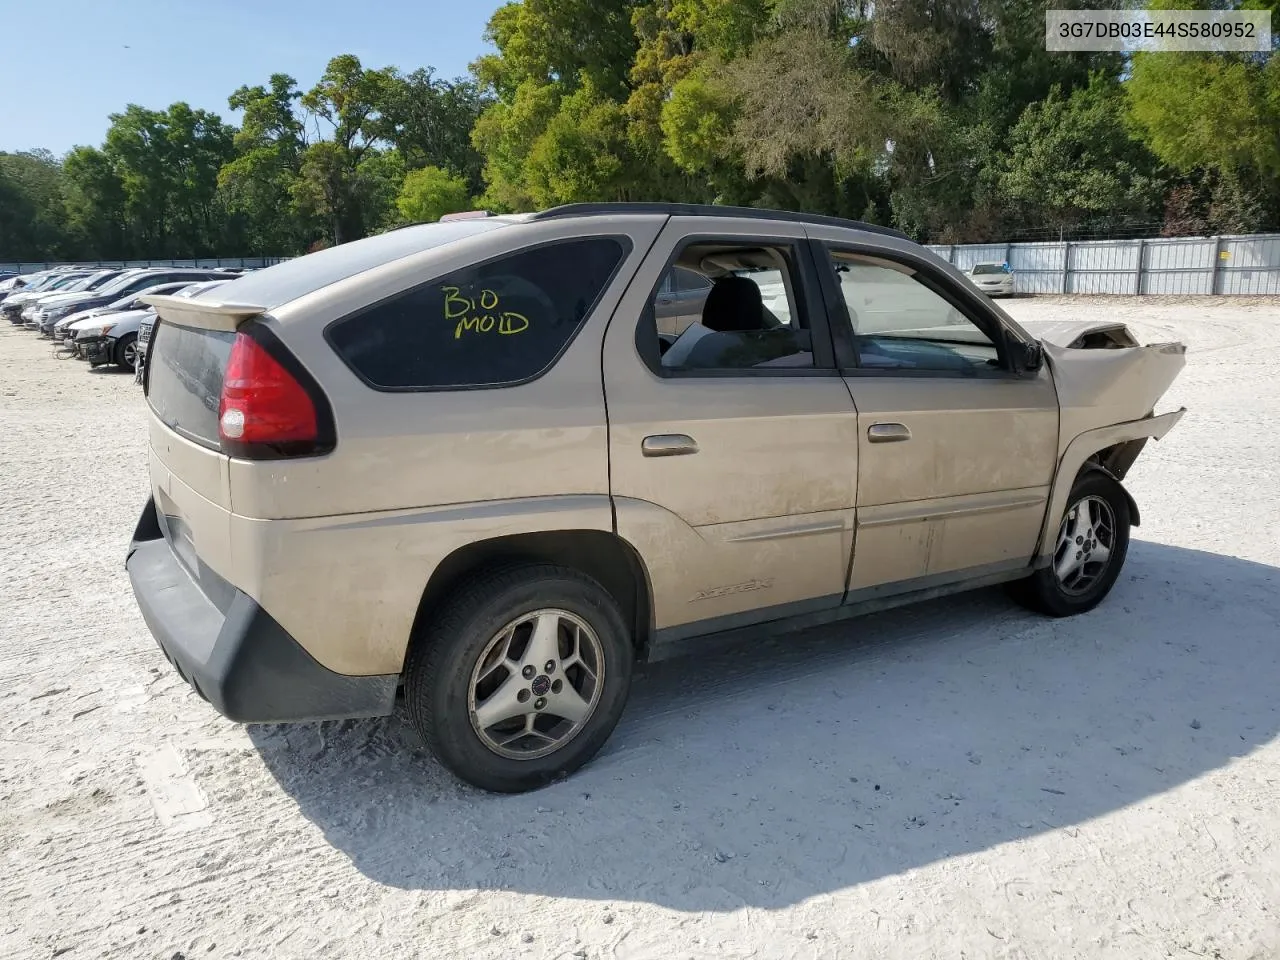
top-left (972, 264), bottom-right (1009, 275)
top-left (81, 271), bottom-right (121, 290)
top-left (95, 271), bottom-right (153, 296)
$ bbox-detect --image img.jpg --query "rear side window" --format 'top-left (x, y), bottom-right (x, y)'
top-left (326, 237), bottom-right (629, 390)
top-left (146, 323), bottom-right (236, 448)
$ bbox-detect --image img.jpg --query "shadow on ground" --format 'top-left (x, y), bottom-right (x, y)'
top-left (248, 541), bottom-right (1280, 910)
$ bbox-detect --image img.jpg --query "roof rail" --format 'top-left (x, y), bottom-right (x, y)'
top-left (527, 202), bottom-right (910, 240)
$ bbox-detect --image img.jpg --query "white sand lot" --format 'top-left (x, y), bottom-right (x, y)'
top-left (1, 296), bottom-right (1278, 960)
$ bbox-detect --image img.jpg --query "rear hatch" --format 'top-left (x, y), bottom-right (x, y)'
top-left (142, 301), bottom-right (266, 609)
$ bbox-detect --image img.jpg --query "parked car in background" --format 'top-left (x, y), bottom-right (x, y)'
top-left (968, 262), bottom-right (1015, 297)
top-left (47, 280), bottom-right (199, 338)
top-left (23, 269), bottom-right (129, 329)
top-left (3, 271), bottom-right (94, 323)
top-left (74, 308), bottom-right (155, 370)
top-left (78, 278), bottom-right (232, 372)
top-left (127, 202), bottom-right (1186, 793)
top-left (0, 275), bottom-right (31, 303)
top-left (26, 268), bottom-right (227, 334)
top-left (133, 279), bottom-right (230, 381)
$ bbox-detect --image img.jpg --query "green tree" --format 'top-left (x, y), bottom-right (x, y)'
top-left (219, 74), bottom-right (315, 254)
top-left (296, 55), bottom-right (401, 243)
top-left (383, 68), bottom-right (490, 193)
top-left (102, 103), bottom-right (236, 256)
top-left (396, 165), bottom-right (472, 222)
top-left (0, 150), bottom-right (71, 258)
top-left (62, 146), bottom-right (129, 257)
top-left (1001, 76), bottom-right (1165, 233)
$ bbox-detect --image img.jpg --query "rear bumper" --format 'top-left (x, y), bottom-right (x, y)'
top-left (125, 496), bottom-right (398, 723)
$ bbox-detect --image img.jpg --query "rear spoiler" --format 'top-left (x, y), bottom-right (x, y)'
top-left (140, 294), bottom-right (267, 332)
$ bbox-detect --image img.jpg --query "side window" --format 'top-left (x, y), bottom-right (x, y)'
top-left (648, 243), bottom-right (816, 372)
top-left (673, 267), bottom-right (712, 293)
top-left (826, 250), bottom-right (1001, 374)
top-left (327, 237), bottom-right (627, 389)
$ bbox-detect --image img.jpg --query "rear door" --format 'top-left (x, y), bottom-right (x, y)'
top-left (603, 217), bottom-right (859, 638)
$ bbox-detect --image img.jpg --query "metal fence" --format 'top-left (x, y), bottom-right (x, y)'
top-left (10, 234), bottom-right (1280, 295)
top-left (926, 234), bottom-right (1280, 295)
top-left (0, 256), bottom-right (287, 275)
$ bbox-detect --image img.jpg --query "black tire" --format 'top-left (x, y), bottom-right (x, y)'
top-left (404, 563), bottom-right (634, 793)
top-left (115, 333), bottom-right (139, 371)
top-left (1009, 471), bottom-right (1132, 617)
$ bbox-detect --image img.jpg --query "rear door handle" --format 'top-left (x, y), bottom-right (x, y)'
top-left (867, 422), bottom-right (911, 443)
top-left (642, 434), bottom-right (699, 457)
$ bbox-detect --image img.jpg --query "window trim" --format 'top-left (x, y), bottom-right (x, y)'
top-left (323, 234), bottom-right (634, 393)
top-left (634, 234), bottom-right (839, 380)
top-left (810, 239), bottom-right (1030, 381)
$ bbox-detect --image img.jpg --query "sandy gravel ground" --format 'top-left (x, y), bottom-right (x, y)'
top-left (1, 296), bottom-right (1278, 960)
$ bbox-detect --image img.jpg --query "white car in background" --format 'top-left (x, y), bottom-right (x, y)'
top-left (70, 308), bottom-right (155, 370)
top-left (968, 262), bottom-right (1015, 298)
top-left (49, 280), bottom-right (199, 339)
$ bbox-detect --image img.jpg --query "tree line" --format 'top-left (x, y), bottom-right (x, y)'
top-left (2, 0), bottom-right (1278, 261)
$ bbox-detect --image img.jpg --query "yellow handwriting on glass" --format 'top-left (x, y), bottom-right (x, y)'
top-left (445, 286), bottom-right (530, 339)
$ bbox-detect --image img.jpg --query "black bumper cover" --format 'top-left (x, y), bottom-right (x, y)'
top-left (78, 336), bottom-right (114, 364)
top-left (126, 497), bottom-right (398, 723)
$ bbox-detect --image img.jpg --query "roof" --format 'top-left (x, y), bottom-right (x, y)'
top-left (527, 202), bottom-right (910, 240)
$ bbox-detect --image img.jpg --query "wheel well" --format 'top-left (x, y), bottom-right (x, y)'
top-left (409, 530), bottom-right (654, 663)
top-left (1078, 454), bottom-right (1141, 527)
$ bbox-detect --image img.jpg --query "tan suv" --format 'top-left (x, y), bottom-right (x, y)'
top-left (129, 203), bottom-right (1186, 793)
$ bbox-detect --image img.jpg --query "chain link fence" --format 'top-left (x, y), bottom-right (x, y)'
top-left (927, 234), bottom-right (1280, 295)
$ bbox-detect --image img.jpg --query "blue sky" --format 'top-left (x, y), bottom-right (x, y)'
top-left (0, 0), bottom-right (502, 154)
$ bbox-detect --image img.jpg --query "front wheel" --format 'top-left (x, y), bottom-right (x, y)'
top-left (404, 564), bottom-right (634, 792)
top-left (115, 333), bottom-right (139, 371)
top-left (1010, 471), bottom-right (1131, 617)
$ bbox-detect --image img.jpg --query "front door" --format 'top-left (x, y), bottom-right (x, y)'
top-left (811, 242), bottom-right (1059, 593)
top-left (603, 218), bottom-right (860, 638)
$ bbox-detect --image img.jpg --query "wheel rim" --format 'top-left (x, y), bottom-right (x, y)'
top-left (467, 608), bottom-right (605, 761)
top-left (1053, 495), bottom-right (1116, 596)
top-left (122, 342), bottom-right (137, 369)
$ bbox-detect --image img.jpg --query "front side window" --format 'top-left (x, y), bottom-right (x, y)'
top-left (827, 251), bottom-right (1001, 374)
top-left (327, 237), bottom-right (628, 390)
top-left (648, 243), bottom-right (816, 372)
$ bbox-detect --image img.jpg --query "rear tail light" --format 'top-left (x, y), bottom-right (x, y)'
top-left (218, 330), bottom-right (335, 459)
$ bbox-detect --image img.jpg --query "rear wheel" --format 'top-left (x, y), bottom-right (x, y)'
top-left (404, 564), bottom-right (633, 792)
top-left (1010, 471), bottom-right (1131, 617)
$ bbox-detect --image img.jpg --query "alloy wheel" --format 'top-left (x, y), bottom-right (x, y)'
top-left (467, 608), bottom-right (605, 760)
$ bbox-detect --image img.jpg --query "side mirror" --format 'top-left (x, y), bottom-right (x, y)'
top-left (1021, 339), bottom-right (1044, 372)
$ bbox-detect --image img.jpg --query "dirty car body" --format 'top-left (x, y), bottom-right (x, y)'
top-left (126, 203), bottom-right (1186, 792)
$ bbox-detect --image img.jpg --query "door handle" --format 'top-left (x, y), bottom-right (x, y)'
top-left (642, 434), bottom-right (699, 457)
top-left (867, 422), bottom-right (911, 443)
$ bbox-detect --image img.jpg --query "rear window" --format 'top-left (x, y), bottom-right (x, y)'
top-left (195, 220), bottom-right (508, 311)
top-left (146, 323), bottom-right (236, 448)
top-left (326, 237), bottom-right (629, 390)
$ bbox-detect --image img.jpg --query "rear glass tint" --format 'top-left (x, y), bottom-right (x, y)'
top-left (326, 237), bottom-right (629, 390)
top-left (146, 323), bottom-right (236, 448)
top-left (195, 220), bottom-right (508, 311)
